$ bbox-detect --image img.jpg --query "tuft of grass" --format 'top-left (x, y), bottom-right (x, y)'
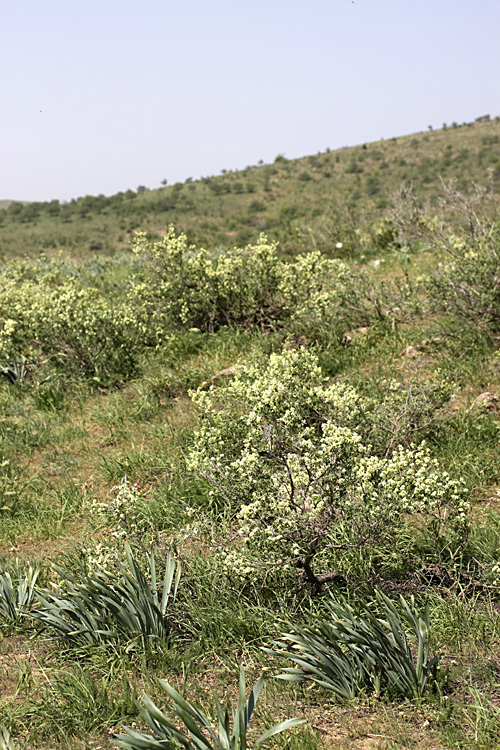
top-left (34, 544), bottom-right (180, 652)
top-left (115, 666), bottom-right (304, 750)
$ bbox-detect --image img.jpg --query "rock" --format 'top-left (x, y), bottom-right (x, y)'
top-left (416, 336), bottom-right (443, 350)
top-left (341, 327), bottom-right (369, 346)
top-left (211, 365), bottom-right (238, 383)
top-left (472, 391), bottom-right (499, 412)
top-left (401, 345), bottom-right (420, 358)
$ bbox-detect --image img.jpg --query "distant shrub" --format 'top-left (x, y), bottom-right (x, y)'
top-left (366, 175), bottom-right (381, 196)
top-left (132, 228), bottom-right (348, 333)
top-left (279, 205), bottom-right (301, 222)
top-left (189, 349), bottom-right (469, 586)
top-left (392, 181), bottom-right (500, 340)
top-left (346, 161), bottom-right (363, 174)
top-left (248, 199), bottom-right (265, 213)
top-left (0, 258), bottom-right (152, 385)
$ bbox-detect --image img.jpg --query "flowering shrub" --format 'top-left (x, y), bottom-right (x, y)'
top-left (82, 478), bottom-right (154, 568)
top-left (188, 349), bottom-right (469, 585)
top-left (133, 228), bottom-right (421, 343)
top-left (132, 228), bottom-right (350, 332)
top-left (0, 259), bottom-right (153, 384)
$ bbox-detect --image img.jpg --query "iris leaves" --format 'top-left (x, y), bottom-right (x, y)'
top-left (266, 592), bottom-right (440, 700)
top-left (116, 666), bottom-right (304, 750)
top-left (33, 545), bottom-right (180, 651)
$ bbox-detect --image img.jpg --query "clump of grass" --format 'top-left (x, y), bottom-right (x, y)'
top-left (0, 666), bottom-right (138, 746)
top-left (34, 544), bottom-right (180, 651)
top-left (115, 666), bottom-right (304, 750)
top-left (267, 592), bottom-right (441, 701)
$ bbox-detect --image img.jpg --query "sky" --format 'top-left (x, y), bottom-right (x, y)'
top-left (1, 0), bottom-right (499, 203)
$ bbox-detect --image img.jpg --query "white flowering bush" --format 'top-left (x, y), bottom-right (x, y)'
top-left (0, 260), bottom-right (153, 384)
top-left (82, 478), bottom-right (154, 568)
top-left (188, 349), bottom-right (470, 585)
top-left (132, 228), bottom-right (351, 332)
top-left (132, 227), bottom-right (420, 340)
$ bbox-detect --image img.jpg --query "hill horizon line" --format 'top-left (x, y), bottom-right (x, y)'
top-left (2, 113), bottom-right (498, 207)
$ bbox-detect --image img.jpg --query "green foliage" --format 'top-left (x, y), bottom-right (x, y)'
top-left (0, 257), bottom-right (153, 385)
top-left (115, 666), bottom-right (304, 750)
top-left (0, 563), bottom-right (39, 627)
top-left (1, 667), bottom-right (138, 743)
top-left (133, 228), bottom-right (348, 333)
top-left (34, 544), bottom-right (180, 650)
top-left (0, 726), bottom-right (14, 750)
top-left (461, 686), bottom-right (500, 747)
top-left (178, 556), bottom-right (275, 658)
top-left (392, 181), bottom-right (500, 339)
top-left (47, 667), bottom-right (138, 734)
top-left (1, 118), bottom-right (498, 261)
top-left (189, 348), bottom-right (469, 585)
top-left (1, 121), bottom-right (500, 750)
top-left (133, 228), bottom-right (420, 346)
top-left (0, 357), bottom-right (27, 385)
top-left (267, 592), bottom-right (441, 700)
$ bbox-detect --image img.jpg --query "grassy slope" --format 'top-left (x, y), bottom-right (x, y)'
top-left (0, 118), bottom-right (499, 260)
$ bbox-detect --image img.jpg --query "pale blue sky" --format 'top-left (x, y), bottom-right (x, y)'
top-left (1, 0), bottom-right (499, 202)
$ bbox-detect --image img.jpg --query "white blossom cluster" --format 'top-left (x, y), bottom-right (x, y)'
top-left (189, 349), bottom-right (470, 582)
top-left (132, 229), bottom-right (348, 332)
top-left (82, 478), bottom-right (152, 567)
top-left (0, 259), bottom-right (153, 382)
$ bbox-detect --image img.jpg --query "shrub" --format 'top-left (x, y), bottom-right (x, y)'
top-left (188, 349), bottom-right (469, 586)
top-left (115, 666), bottom-right (304, 750)
top-left (133, 229), bottom-right (283, 331)
top-left (0, 258), bottom-right (153, 384)
top-left (132, 228), bottom-right (348, 333)
top-left (133, 228), bottom-right (420, 340)
top-left (391, 181), bottom-right (500, 340)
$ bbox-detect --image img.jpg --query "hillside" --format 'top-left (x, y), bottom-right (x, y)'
top-left (0, 116), bottom-right (499, 260)
top-left (0, 118), bottom-right (500, 750)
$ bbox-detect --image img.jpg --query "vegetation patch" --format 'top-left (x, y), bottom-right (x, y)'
top-left (1, 125), bottom-right (500, 749)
